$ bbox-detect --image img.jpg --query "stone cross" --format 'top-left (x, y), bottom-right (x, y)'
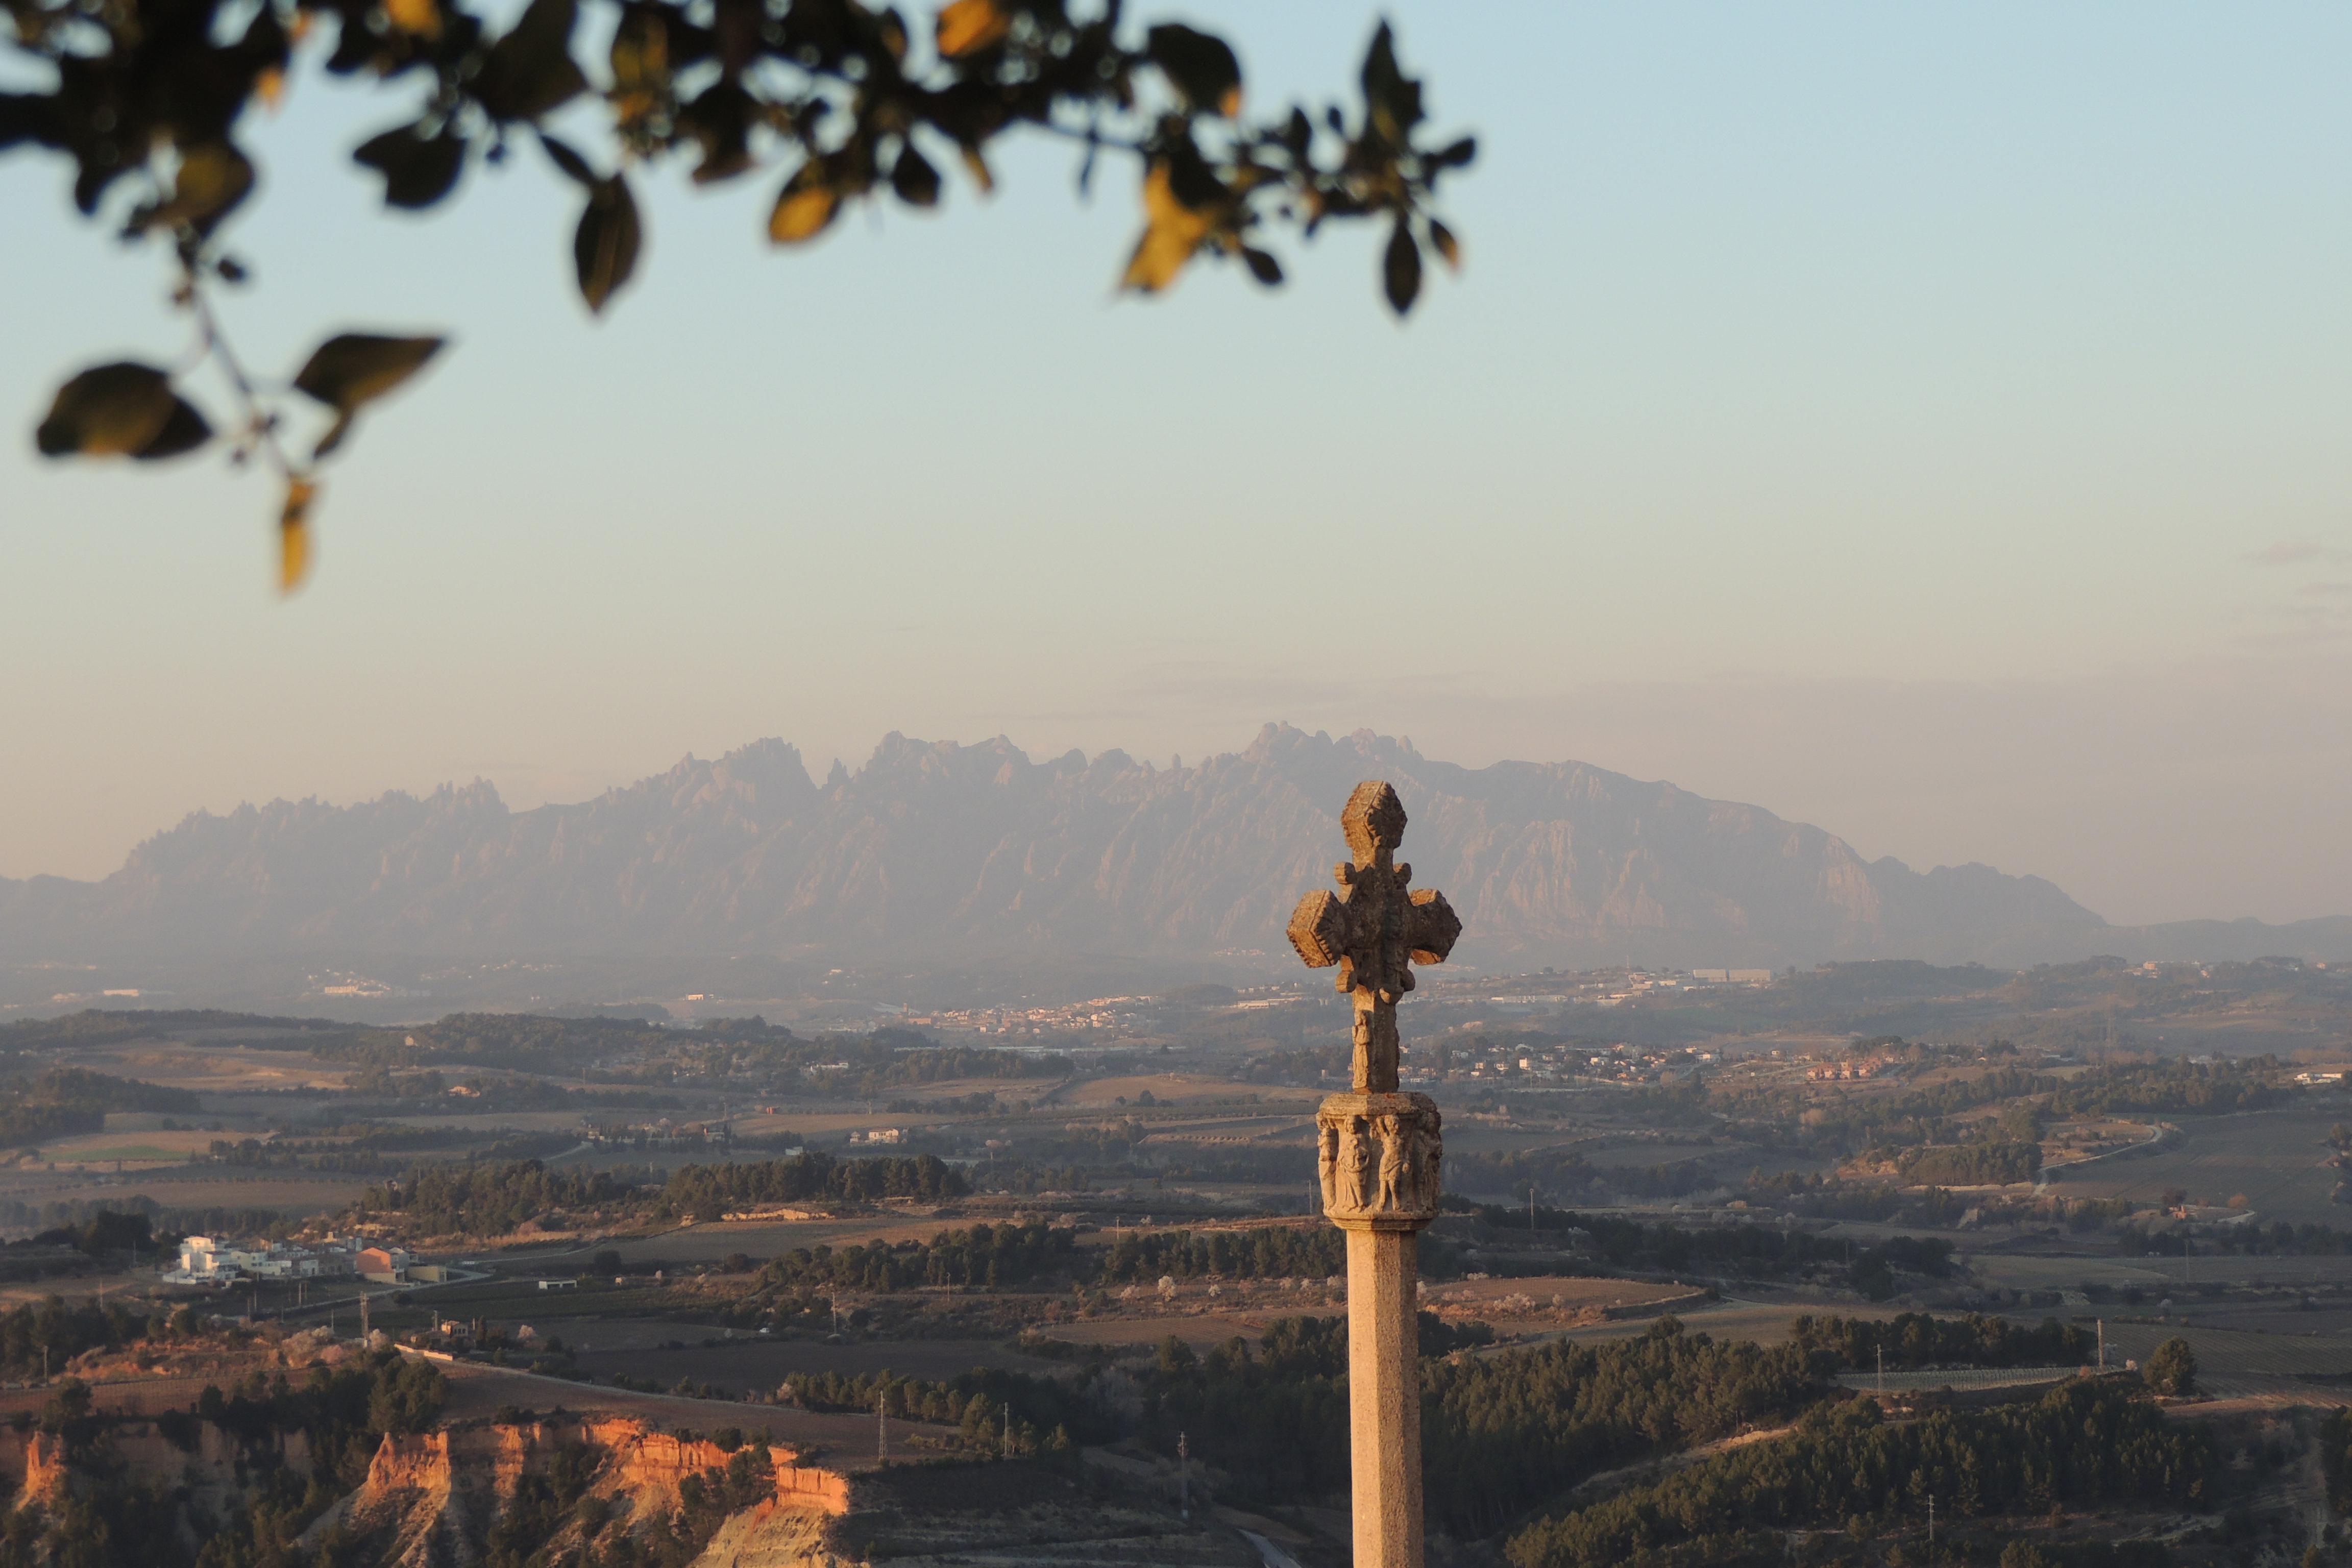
top-left (1287, 780), bottom-right (1462, 1093)
top-left (1286, 781), bottom-right (1459, 1568)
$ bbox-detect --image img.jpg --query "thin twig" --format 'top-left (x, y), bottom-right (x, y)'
top-left (181, 260), bottom-right (301, 480)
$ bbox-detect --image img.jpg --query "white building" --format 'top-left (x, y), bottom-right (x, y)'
top-left (164, 1235), bottom-right (360, 1285)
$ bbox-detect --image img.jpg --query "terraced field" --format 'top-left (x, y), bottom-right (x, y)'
top-left (2055, 1107), bottom-right (2348, 1227)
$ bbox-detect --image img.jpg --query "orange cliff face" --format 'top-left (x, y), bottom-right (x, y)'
top-left (357, 1419), bottom-right (847, 1517)
top-left (2, 1419), bottom-right (313, 1507)
top-left (339, 1416), bottom-right (850, 1566)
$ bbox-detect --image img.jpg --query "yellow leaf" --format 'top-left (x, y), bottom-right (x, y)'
top-left (383, 0), bottom-right (439, 37)
top-left (767, 167), bottom-right (838, 244)
top-left (935, 0), bottom-right (1007, 58)
top-left (959, 144), bottom-right (993, 195)
top-left (280, 479), bottom-right (317, 593)
top-left (1429, 219), bottom-right (1463, 273)
top-left (1119, 162), bottom-right (1212, 295)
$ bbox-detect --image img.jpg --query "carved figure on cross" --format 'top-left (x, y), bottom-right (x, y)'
top-left (1286, 780), bottom-right (1462, 1093)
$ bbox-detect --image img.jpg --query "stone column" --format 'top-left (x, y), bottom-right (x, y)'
top-left (1318, 1091), bottom-right (1443, 1568)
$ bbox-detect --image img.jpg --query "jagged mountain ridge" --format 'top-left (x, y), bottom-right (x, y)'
top-left (4, 724), bottom-right (2340, 968)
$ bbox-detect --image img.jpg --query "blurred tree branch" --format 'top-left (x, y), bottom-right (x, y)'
top-left (3, 0), bottom-right (1473, 589)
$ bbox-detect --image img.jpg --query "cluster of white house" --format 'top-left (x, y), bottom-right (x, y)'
top-left (165, 1235), bottom-right (415, 1285)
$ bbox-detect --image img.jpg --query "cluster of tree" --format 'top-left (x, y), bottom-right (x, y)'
top-left (355, 1158), bottom-right (642, 1238)
top-left (1894, 1140), bottom-right (2043, 1187)
top-left (1150, 1146), bottom-right (1325, 1187)
top-left (788, 1313), bottom-right (1812, 1534)
top-left (1420, 1319), bottom-right (1821, 1536)
top-left (1096, 1226), bottom-right (1346, 1284)
top-left (0, 1067), bottom-right (200, 1149)
top-left (1238, 1043), bottom-right (1352, 1086)
top-left (481, 1434), bottom-right (604, 1568)
top-left (0, 1010), bottom-right (325, 1053)
top-left (1131, 1316), bottom-right (1821, 1533)
top-left (1504, 1382), bottom-right (2213, 1568)
top-left (2315, 1407), bottom-right (2352, 1514)
top-left (754, 1223), bottom-right (1075, 1295)
top-left (0, 1474), bottom-right (187, 1566)
top-left (964, 1154), bottom-right (1129, 1196)
top-left (1738, 1175), bottom-right (1974, 1229)
top-left (2128, 1218), bottom-right (2352, 1257)
top-left (1718, 1062), bottom-right (2063, 1161)
top-left (210, 1126), bottom-right (582, 1174)
top-left (1485, 1202), bottom-right (1952, 1299)
top-left (0, 1210), bottom-right (165, 1283)
top-left (0, 1196), bottom-right (300, 1247)
top-left (0, 1295), bottom-right (194, 1379)
top-left (0, 1344), bottom-right (445, 1568)
top-left (658, 1152), bottom-right (967, 1220)
top-left (779, 1363), bottom-right (1081, 1458)
top-left (209, 1136), bottom-right (395, 1174)
top-left (321, 1012), bottom-right (665, 1072)
top-left (1789, 1313), bottom-right (2096, 1371)
top-left (2048, 1061), bottom-right (2285, 1118)
top-left (581, 1017), bottom-right (1069, 1097)
top-left (1450, 1147), bottom-right (1724, 1205)
top-left (2142, 1337), bottom-right (2196, 1397)
top-left (188, 1347), bottom-right (446, 1478)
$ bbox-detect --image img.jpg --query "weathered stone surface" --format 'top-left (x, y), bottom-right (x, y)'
top-left (1316, 1092), bottom-right (1441, 1229)
top-left (1287, 781), bottom-right (1461, 1094)
top-left (1293, 783), bottom-right (1454, 1568)
top-left (1347, 1229), bottom-right (1425, 1568)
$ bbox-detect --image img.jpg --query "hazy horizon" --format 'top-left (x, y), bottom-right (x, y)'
top-left (7, 3), bottom-right (2350, 927)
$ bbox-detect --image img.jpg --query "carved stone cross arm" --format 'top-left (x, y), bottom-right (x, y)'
top-left (1287, 881), bottom-right (1462, 1001)
top-left (1286, 780), bottom-right (1461, 1093)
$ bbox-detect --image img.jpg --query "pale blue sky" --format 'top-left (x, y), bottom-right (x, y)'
top-left (4, 3), bottom-right (2349, 925)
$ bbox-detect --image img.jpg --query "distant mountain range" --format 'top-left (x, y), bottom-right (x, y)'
top-left (5, 723), bottom-right (2347, 972)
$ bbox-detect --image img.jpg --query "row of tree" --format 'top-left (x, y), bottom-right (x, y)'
top-left (1506, 1381), bottom-right (2212, 1568)
top-left (1894, 1140), bottom-right (2043, 1186)
top-left (0, 1067), bottom-right (200, 1150)
top-left (1788, 1312), bottom-right (2095, 1371)
top-left (1096, 1225), bottom-right (1345, 1284)
top-left (755, 1222), bottom-right (1076, 1295)
top-left (657, 1152), bottom-right (967, 1220)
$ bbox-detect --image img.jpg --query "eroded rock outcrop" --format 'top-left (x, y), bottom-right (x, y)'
top-left (332, 1417), bottom-right (847, 1568)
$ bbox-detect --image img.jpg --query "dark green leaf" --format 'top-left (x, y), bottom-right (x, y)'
top-left (1430, 135), bottom-right (1477, 170)
top-left (475, 0), bottom-right (586, 121)
top-left (1359, 22), bottom-right (1424, 145)
top-left (133, 142), bottom-right (254, 238)
top-left (1163, 139), bottom-right (1224, 211)
top-left (1146, 24), bottom-right (1242, 117)
top-left (311, 411), bottom-right (357, 461)
top-left (537, 132), bottom-right (596, 187)
top-left (1241, 247), bottom-right (1283, 286)
top-left (1383, 218), bottom-right (1420, 316)
top-left (136, 398), bottom-right (212, 460)
top-left (677, 82), bottom-right (753, 185)
top-left (891, 145), bottom-right (941, 208)
top-left (355, 124), bottom-right (467, 209)
top-left (34, 362), bottom-right (209, 460)
top-left (0, 92), bottom-right (64, 152)
top-left (575, 175), bottom-right (642, 314)
top-left (292, 334), bottom-right (447, 412)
